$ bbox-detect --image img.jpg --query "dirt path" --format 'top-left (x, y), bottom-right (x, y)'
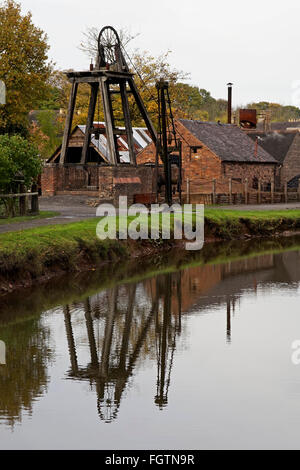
top-left (1, 195), bottom-right (300, 234)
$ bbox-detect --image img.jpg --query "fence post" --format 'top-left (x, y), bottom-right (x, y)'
top-left (284, 181), bottom-right (288, 203)
top-left (31, 183), bottom-right (39, 214)
top-left (229, 178), bottom-right (232, 205)
top-left (298, 178), bottom-right (300, 202)
top-left (258, 180), bottom-right (261, 204)
top-left (271, 180), bottom-right (274, 204)
top-left (212, 179), bottom-right (216, 205)
top-left (244, 178), bottom-right (248, 205)
top-left (19, 184), bottom-right (26, 216)
top-left (186, 178), bottom-right (190, 204)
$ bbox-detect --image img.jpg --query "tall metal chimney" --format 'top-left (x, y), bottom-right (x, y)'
top-left (227, 82), bottom-right (233, 124)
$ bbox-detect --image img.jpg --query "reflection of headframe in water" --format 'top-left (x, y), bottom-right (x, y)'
top-left (63, 274), bottom-right (183, 423)
top-left (0, 340), bottom-right (6, 365)
top-left (0, 80), bottom-right (6, 105)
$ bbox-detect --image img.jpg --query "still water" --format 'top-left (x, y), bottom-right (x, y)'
top-left (1, 238), bottom-right (300, 450)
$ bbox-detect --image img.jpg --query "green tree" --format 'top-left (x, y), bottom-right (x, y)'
top-left (0, 134), bottom-right (41, 215)
top-left (29, 109), bottom-right (63, 160)
top-left (0, 0), bottom-right (52, 134)
top-left (0, 134), bottom-right (41, 189)
top-left (246, 101), bottom-right (300, 122)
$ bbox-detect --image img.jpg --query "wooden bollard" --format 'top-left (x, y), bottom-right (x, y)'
top-left (212, 179), bottom-right (216, 205)
top-left (244, 178), bottom-right (248, 205)
top-left (229, 178), bottom-right (232, 205)
top-left (271, 180), bottom-right (274, 204)
top-left (284, 181), bottom-right (288, 203)
top-left (31, 184), bottom-right (39, 214)
top-left (258, 180), bottom-right (261, 204)
top-left (19, 184), bottom-right (26, 216)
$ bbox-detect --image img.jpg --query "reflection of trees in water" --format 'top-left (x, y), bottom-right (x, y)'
top-left (64, 272), bottom-right (184, 423)
top-left (0, 317), bottom-right (53, 426)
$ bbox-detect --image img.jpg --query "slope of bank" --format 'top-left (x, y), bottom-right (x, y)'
top-left (1, 208), bottom-right (300, 293)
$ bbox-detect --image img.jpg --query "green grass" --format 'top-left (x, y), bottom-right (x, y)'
top-left (0, 211), bottom-right (59, 225)
top-left (1, 208), bottom-right (300, 282)
top-left (204, 208), bottom-right (300, 239)
top-left (0, 218), bottom-right (127, 278)
top-left (205, 208), bottom-right (300, 220)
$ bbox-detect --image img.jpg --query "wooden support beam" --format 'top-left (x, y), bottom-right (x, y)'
top-left (60, 80), bottom-right (78, 165)
top-left (81, 83), bottom-right (99, 164)
top-left (120, 80), bottom-right (136, 165)
top-left (128, 77), bottom-right (157, 145)
top-left (100, 78), bottom-right (118, 165)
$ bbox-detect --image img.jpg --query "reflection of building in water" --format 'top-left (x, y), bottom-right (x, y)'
top-left (63, 250), bottom-right (300, 422)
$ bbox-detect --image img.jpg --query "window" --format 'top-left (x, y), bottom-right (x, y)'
top-left (191, 146), bottom-right (202, 154)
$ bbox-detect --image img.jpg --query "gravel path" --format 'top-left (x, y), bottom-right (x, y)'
top-left (0, 195), bottom-right (97, 234)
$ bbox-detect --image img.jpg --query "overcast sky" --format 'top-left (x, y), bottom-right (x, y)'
top-left (19, 0), bottom-right (300, 107)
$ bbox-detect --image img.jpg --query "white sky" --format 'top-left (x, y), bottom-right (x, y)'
top-left (18, 0), bottom-right (300, 107)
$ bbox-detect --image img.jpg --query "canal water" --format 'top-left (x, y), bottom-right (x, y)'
top-left (1, 237), bottom-right (300, 450)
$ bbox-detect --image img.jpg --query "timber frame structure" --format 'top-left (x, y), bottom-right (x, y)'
top-left (59, 26), bottom-right (157, 167)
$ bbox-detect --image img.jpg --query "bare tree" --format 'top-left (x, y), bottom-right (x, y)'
top-left (78, 26), bottom-right (140, 62)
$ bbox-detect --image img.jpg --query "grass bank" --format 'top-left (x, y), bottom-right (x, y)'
top-left (2, 233), bottom-right (300, 325)
top-left (1, 208), bottom-right (300, 292)
top-left (204, 208), bottom-right (300, 239)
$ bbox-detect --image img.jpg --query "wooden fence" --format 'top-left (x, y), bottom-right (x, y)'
top-left (0, 185), bottom-right (39, 216)
top-left (184, 177), bottom-right (300, 205)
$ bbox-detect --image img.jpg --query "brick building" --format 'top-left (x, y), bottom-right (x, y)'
top-left (42, 123), bottom-right (156, 202)
top-left (137, 119), bottom-right (277, 193)
top-left (246, 124), bottom-right (300, 188)
top-left (42, 119), bottom-right (279, 202)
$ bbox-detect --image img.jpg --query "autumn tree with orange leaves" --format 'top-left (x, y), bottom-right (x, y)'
top-left (0, 0), bottom-right (52, 134)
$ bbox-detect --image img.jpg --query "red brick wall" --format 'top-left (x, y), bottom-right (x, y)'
top-left (223, 162), bottom-right (276, 184)
top-left (138, 120), bottom-right (222, 181)
top-left (42, 164), bottom-right (99, 195)
top-left (42, 163), bottom-right (156, 202)
top-left (98, 165), bottom-right (156, 204)
top-left (41, 165), bottom-right (58, 196)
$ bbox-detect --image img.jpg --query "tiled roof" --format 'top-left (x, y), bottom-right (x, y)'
top-left (247, 132), bottom-right (296, 164)
top-left (179, 119), bottom-right (277, 164)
